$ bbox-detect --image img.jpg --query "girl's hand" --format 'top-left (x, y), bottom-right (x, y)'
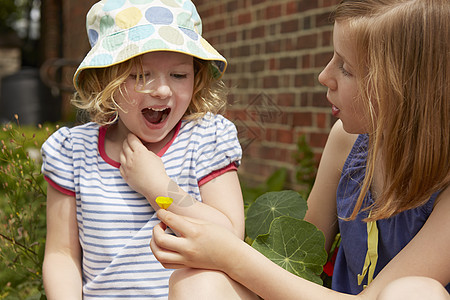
top-left (150, 209), bottom-right (240, 271)
top-left (120, 133), bottom-right (170, 198)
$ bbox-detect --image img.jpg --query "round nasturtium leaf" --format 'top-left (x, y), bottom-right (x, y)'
top-left (245, 190), bottom-right (307, 240)
top-left (252, 216), bottom-right (327, 285)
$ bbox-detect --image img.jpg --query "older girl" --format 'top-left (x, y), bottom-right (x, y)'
top-left (149, 0), bottom-right (450, 299)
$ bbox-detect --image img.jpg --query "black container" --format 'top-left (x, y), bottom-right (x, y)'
top-left (0, 68), bottom-right (61, 125)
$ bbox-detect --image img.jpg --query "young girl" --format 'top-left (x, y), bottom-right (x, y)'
top-left (41, 0), bottom-right (256, 298)
top-left (147, 0), bottom-right (450, 299)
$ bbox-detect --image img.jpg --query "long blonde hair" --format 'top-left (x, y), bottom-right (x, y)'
top-left (73, 55), bottom-right (228, 125)
top-left (333, 0), bottom-right (449, 220)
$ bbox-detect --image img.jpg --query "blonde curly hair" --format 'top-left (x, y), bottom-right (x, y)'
top-left (72, 56), bottom-right (228, 126)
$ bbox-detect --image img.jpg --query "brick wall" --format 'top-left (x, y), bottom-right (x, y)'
top-left (194, 0), bottom-right (339, 187)
top-left (41, 0), bottom-right (95, 118)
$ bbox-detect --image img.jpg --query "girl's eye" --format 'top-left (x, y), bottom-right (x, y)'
top-left (171, 73), bottom-right (188, 79)
top-left (129, 74), bottom-right (146, 80)
top-left (338, 63), bottom-right (352, 77)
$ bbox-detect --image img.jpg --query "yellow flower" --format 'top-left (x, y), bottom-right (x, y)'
top-left (155, 197), bottom-right (173, 209)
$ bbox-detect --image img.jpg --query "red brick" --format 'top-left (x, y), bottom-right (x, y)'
top-left (276, 129), bottom-right (294, 144)
top-left (316, 12), bottom-right (333, 27)
top-left (295, 73), bottom-right (315, 87)
top-left (323, 0), bottom-right (341, 7)
top-left (266, 40), bottom-right (282, 53)
top-left (297, 34), bottom-right (318, 50)
top-left (281, 19), bottom-right (299, 34)
top-left (277, 93), bottom-right (295, 106)
top-left (286, 1), bottom-right (300, 15)
top-left (260, 145), bottom-right (277, 160)
top-left (269, 58), bottom-right (278, 70)
top-left (312, 92), bottom-right (330, 108)
top-left (280, 56), bottom-right (298, 69)
top-left (309, 132), bottom-right (329, 148)
top-left (322, 30), bottom-right (333, 47)
top-left (227, 0), bottom-right (238, 12)
top-left (252, 0), bottom-right (265, 5)
top-left (212, 19), bottom-right (226, 31)
top-left (238, 12), bottom-right (252, 25)
top-left (316, 112), bottom-right (328, 129)
top-left (293, 112), bottom-right (313, 127)
top-left (250, 60), bottom-right (265, 72)
top-left (302, 54), bottom-right (312, 68)
top-left (263, 75), bottom-right (279, 89)
top-left (300, 93), bottom-right (310, 107)
top-left (251, 26), bottom-right (265, 39)
top-left (266, 4), bottom-right (282, 19)
top-left (226, 32), bottom-right (238, 43)
top-left (315, 52), bottom-right (333, 68)
top-left (297, 0), bottom-right (319, 10)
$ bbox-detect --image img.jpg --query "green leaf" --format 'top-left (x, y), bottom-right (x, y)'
top-left (245, 190), bottom-right (307, 240)
top-left (252, 216), bottom-right (327, 284)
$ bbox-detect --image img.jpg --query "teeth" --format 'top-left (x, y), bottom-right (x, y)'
top-left (141, 107), bottom-right (168, 112)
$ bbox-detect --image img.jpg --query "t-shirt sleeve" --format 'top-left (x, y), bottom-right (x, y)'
top-left (40, 127), bottom-right (75, 196)
top-left (195, 115), bottom-right (242, 185)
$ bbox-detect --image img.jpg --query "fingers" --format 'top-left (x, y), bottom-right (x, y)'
top-left (156, 209), bottom-right (193, 237)
top-left (126, 133), bottom-right (144, 151)
top-left (150, 222), bottom-right (189, 269)
top-left (120, 133), bottom-right (142, 166)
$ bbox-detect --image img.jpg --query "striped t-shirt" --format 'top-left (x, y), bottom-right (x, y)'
top-left (41, 113), bottom-right (242, 299)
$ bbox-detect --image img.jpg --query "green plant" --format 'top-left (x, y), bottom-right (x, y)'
top-left (245, 190), bottom-right (328, 285)
top-left (0, 118), bottom-right (57, 299)
top-left (293, 135), bottom-right (317, 198)
top-left (241, 136), bottom-right (331, 285)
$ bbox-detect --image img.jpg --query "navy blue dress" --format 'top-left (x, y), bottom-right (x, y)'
top-left (332, 134), bottom-right (449, 294)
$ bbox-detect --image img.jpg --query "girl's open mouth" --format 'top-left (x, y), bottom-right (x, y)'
top-left (331, 104), bottom-right (340, 117)
top-left (142, 107), bottom-right (171, 124)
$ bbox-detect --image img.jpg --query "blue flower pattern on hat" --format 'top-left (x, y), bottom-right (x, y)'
top-left (74, 0), bottom-right (227, 88)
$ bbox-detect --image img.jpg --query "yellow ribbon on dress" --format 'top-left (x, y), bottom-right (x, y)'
top-left (357, 210), bottom-right (379, 288)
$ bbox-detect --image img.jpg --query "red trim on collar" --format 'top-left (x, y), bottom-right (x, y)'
top-left (98, 121), bottom-right (182, 168)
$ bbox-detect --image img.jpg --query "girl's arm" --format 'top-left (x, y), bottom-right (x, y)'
top-left (120, 133), bottom-right (243, 235)
top-left (43, 185), bottom-right (82, 299)
top-left (305, 120), bottom-right (357, 251)
top-left (151, 209), bottom-right (358, 300)
top-left (197, 170), bottom-right (245, 238)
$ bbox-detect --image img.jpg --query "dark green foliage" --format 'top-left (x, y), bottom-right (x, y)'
top-left (246, 191), bottom-right (327, 285)
top-left (0, 120), bottom-right (57, 299)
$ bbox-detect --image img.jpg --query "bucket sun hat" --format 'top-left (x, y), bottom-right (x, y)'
top-left (73, 0), bottom-right (227, 88)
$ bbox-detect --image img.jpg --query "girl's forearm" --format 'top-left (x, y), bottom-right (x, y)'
top-left (144, 178), bottom-right (235, 232)
top-left (43, 253), bottom-right (83, 300)
top-left (224, 239), bottom-right (358, 300)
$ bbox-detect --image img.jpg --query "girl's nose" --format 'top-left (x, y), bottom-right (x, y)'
top-left (149, 78), bottom-right (172, 99)
top-left (318, 62), bottom-right (337, 91)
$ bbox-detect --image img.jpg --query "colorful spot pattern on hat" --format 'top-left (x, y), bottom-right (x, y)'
top-left (74, 0), bottom-right (227, 87)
